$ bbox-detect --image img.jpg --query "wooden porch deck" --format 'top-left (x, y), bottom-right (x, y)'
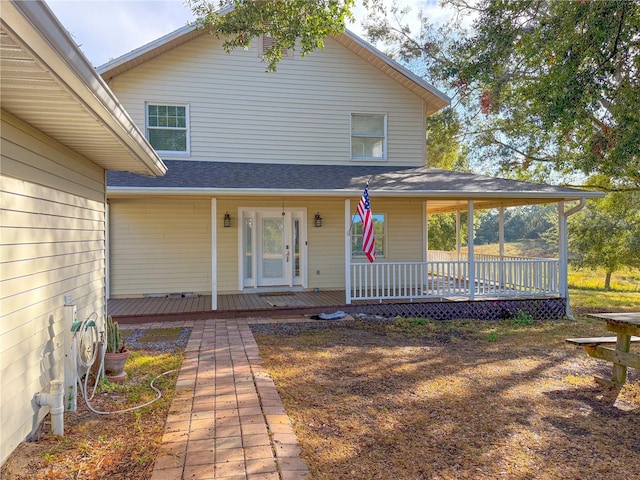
top-left (108, 290), bottom-right (351, 323)
top-left (108, 289), bottom-right (566, 324)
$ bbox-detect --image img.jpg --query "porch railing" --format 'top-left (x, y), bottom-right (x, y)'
top-left (348, 256), bottom-right (560, 303)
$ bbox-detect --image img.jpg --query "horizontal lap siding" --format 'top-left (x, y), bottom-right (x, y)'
top-left (216, 197), bottom-right (346, 293)
top-left (108, 198), bottom-right (211, 296)
top-left (0, 113), bottom-right (106, 465)
top-left (109, 35), bottom-right (426, 166)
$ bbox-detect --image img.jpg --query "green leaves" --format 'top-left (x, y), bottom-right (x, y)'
top-left (188, 0), bottom-right (356, 71)
top-left (364, 0), bottom-right (640, 188)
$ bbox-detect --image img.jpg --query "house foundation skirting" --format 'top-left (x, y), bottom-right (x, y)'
top-left (350, 297), bottom-right (566, 321)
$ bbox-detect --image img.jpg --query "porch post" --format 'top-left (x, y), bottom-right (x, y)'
top-left (498, 206), bottom-right (505, 289)
top-left (498, 207), bottom-right (505, 259)
top-left (211, 198), bottom-right (218, 310)
top-left (468, 200), bottom-right (475, 300)
top-left (558, 201), bottom-right (568, 316)
top-left (423, 201), bottom-right (428, 262)
top-left (345, 199), bottom-right (352, 304)
top-left (456, 211), bottom-right (461, 260)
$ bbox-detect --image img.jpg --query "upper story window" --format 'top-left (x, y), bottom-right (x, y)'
top-left (146, 104), bottom-right (189, 154)
top-left (351, 113), bottom-right (387, 161)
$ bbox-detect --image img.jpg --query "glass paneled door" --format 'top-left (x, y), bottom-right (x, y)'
top-left (241, 209), bottom-right (305, 288)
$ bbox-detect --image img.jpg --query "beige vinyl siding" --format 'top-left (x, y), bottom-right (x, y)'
top-left (374, 198), bottom-right (425, 262)
top-left (108, 195), bottom-right (427, 297)
top-left (0, 113), bottom-right (106, 465)
top-left (215, 197), bottom-right (347, 292)
top-left (108, 198), bottom-right (211, 297)
top-left (109, 35), bottom-right (426, 167)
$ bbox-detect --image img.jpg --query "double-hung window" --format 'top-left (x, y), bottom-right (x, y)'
top-left (351, 113), bottom-right (386, 161)
top-left (146, 104), bottom-right (189, 154)
top-left (351, 213), bottom-right (386, 259)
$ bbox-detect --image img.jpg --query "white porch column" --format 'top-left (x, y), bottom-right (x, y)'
top-left (558, 201), bottom-right (569, 317)
top-left (456, 211), bottom-right (461, 260)
top-left (498, 207), bottom-right (505, 259)
top-left (559, 199), bottom-right (586, 317)
top-left (498, 206), bottom-right (505, 288)
top-left (468, 200), bottom-right (475, 300)
top-left (423, 201), bottom-right (428, 262)
top-left (345, 199), bottom-right (352, 304)
top-left (211, 198), bottom-right (217, 311)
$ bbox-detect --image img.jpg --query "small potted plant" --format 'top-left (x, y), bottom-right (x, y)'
top-left (103, 315), bottom-right (130, 382)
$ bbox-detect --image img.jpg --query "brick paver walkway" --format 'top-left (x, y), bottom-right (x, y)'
top-left (126, 317), bottom-right (312, 480)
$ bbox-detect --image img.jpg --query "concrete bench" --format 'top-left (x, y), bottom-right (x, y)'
top-left (566, 336), bottom-right (640, 346)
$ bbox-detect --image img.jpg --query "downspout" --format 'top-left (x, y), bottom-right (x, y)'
top-left (559, 198), bottom-right (586, 318)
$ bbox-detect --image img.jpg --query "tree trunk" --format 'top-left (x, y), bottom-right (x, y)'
top-left (604, 271), bottom-right (612, 290)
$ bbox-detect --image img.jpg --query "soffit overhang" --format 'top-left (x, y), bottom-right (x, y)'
top-left (0, 0), bottom-right (166, 176)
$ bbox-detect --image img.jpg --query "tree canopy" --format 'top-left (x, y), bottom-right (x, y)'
top-left (568, 179), bottom-right (640, 289)
top-left (364, 0), bottom-right (640, 189)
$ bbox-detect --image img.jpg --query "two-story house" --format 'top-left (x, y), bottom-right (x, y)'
top-left (102, 24), bottom-right (601, 319)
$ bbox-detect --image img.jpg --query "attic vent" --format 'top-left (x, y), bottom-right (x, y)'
top-left (259, 35), bottom-right (293, 60)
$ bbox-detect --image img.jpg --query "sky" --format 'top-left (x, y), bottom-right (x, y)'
top-left (45, 0), bottom-right (451, 68)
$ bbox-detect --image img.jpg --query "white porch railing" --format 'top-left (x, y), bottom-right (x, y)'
top-left (348, 255), bottom-right (560, 303)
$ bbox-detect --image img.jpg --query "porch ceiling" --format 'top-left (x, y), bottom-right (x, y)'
top-left (108, 160), bottom-right (603, 211)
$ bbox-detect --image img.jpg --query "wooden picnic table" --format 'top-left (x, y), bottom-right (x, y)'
top-left (567, 312), bottom-right (640, 387)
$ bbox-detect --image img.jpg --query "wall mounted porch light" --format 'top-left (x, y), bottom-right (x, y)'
top-left (224, 212), bottom-right (231, 227)
top-left (314, 212), bottom-right (322, 227)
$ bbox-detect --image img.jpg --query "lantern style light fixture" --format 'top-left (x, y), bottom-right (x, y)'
top-left (224, 212), bottom-right (231, 227)
top-left (314, 212), bottom-right (322, 227)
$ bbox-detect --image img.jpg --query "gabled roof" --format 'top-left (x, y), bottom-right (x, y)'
top-left (98, 25), bottom-right (450, 116)
top-left (108, 161), bottom-right (602, 214)
top-left (0, 0), bottom-right (166, 176)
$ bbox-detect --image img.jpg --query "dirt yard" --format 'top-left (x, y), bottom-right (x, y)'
top-left (252, 316), bottom-right (640, 480)
top-left (2, 318), bottom-right (638, 479)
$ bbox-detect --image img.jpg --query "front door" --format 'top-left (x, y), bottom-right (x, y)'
top-left (241, 209), bottom-right (306, 288)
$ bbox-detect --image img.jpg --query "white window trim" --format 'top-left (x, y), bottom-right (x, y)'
top-left (145, 102), bottom-right (190, 156)
top-left (350, 113), bottom-right (387, 162)
top-left (351, 211), bottom-right (386, 260)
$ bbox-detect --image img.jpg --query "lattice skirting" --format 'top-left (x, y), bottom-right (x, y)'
top-left (346, 297), bottom-right (566, 321)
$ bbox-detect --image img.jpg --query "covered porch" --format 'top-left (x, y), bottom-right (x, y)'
top-left (107, 163), bottom-right (601, 319)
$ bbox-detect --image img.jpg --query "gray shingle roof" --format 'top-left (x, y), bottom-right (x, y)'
top-left (107, 161), bottom-right (598, 200)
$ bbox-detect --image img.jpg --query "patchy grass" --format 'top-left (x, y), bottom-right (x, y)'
top-left (569, 268), bottom-right (640, 292)
top-left (570, 289), bottom-right (640, 315)
top-left (1, 348), bottom-right (182, 480)
top-left (254, 316), bottom-right (639, 480)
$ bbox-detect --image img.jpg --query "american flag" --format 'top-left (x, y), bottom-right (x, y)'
top-left (357, 185), bottom-right (376, 263)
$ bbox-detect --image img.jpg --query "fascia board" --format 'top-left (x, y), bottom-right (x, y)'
top-left (6, 0), bottom-right (166, 177)
top-left (107, 187), bottom-right (604, 200)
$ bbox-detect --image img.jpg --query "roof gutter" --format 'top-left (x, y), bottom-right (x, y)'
top-left (107, 187), bottom-right (602, 200)
top-left (6, 0), bottom-right (166, 177)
